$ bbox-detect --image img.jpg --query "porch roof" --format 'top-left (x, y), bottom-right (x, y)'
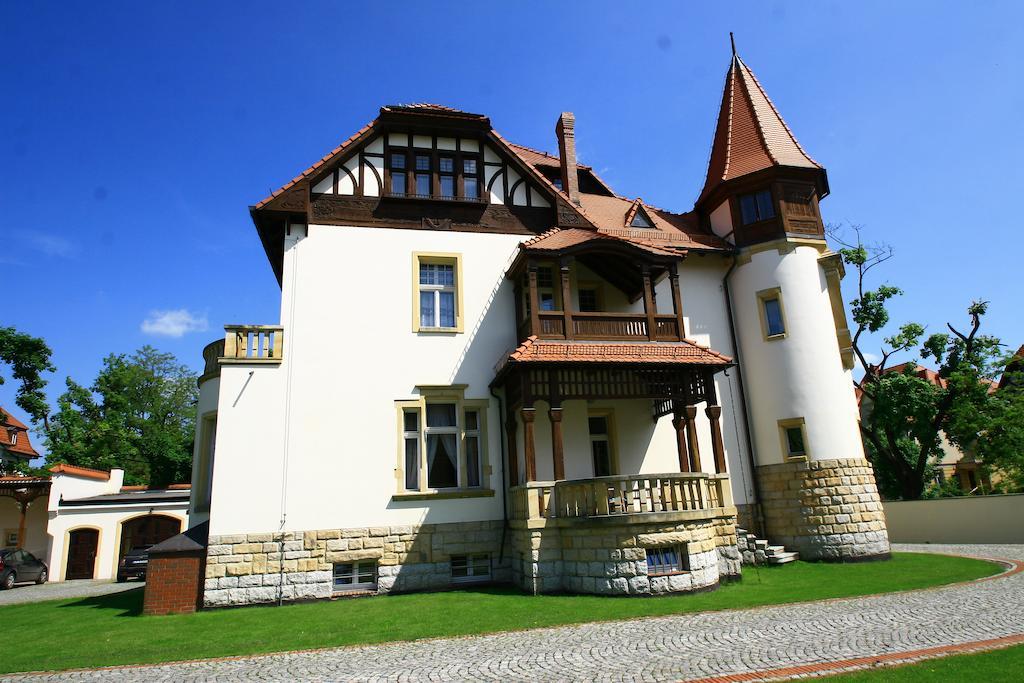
top-left (496, 336), bottom-right (732, 374)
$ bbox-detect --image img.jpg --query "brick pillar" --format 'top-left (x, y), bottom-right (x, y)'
top-left (143, 549), bottom-right (206, 615)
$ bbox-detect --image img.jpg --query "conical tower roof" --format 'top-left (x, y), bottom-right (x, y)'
top-left (697, 50), bottom-right (823, 206)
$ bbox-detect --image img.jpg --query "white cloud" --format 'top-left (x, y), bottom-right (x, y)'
top-left (25, 232), bottom-right (75, 258)
top-left (141, 309), bottom-right (209, 338)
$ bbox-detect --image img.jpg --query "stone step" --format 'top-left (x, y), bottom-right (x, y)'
top-left (754, 539), bottom-right (769, 550)
top-left (765, 545), bottom-right (786, 555)
top-left (768, 551), bottom-right (799, 565)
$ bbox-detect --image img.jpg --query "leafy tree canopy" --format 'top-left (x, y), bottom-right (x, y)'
top-left (835, 226), bottom-right (1024, 499)
top-left (0, 326), bottom-right (55, 427)
top-left (45, 346), bottom-right (198, 487)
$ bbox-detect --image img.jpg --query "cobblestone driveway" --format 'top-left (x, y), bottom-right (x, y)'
top-left (0, 580), bottom-right (139, 607)
top-left (5, 544), bottom-right (1022, 682)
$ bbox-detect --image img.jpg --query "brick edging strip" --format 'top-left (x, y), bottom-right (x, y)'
top-left (685, 632), bottom-right (1024, 682)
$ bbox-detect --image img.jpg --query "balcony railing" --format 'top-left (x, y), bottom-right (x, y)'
top-left (222, 325), bottom-right (284, 363)
top-left (510, 472), bottom-right (732, 522)
top-left (522, 311), bottom-right (683, 342)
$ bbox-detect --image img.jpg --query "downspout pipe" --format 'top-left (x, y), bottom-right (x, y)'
top-left (490, 386), bottom-right (509, 564)
top-left (722, 253), bottom-right (768, 536)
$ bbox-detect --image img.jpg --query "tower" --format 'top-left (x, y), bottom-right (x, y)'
top-left (695, 46), bottom-right (890, 561)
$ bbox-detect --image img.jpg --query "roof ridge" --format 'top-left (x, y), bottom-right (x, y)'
top-left (734, 57), bottom-right (779, 166)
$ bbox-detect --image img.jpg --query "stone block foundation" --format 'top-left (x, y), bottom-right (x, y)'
top-left (757, 458), bottom-right (890, 561)
top-left (204, 520), bottom-right (510, 607)
top-left (204, 513), bottom-right (741, 606)
top-left (511, 513), bottom-right (740, 596)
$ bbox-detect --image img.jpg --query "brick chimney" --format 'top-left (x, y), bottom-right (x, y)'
top-left (555, 112), bottom-right (581, 205)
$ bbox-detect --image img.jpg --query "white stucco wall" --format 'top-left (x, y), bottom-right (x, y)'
top-left (206, 223), bottom-right (764, 537)
top-left (731, 245), bottom-right (864, 466)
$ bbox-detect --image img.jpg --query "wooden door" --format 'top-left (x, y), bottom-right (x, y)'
top-left (119, 515), bottom-right (181, 561)
top-left (66, 529), bottom-right (98, 580)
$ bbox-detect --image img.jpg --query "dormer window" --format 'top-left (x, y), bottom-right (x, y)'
top-left (390, 152), bottom-right (407, 196)
top-left (739, 189), bottom-right (775, 225)
top-left (387, 137), bottom-right (483, 202)
top-left (630, 208), bottom-right (655, 229)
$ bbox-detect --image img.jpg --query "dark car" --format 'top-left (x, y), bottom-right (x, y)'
top-left (0, 549), bottom-right (48, 589)
top-left (116, 545), bottom-right (152, 582)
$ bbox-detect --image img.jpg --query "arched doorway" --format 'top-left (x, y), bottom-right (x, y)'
top-left (119, 515), bottom-right (182, 561)
top-left (66, 528), bottom-right (99, 580)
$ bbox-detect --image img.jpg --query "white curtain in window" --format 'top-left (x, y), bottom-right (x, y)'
top-left (426, 433), bottom-right (458, 470)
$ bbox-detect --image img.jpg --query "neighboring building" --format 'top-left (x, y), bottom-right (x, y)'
top-left (0, 464), bottom-right (189, 581)
top-left (0, 407), bottom-right (39, 475)
top-left (189, 47), bottom-right (889, 608)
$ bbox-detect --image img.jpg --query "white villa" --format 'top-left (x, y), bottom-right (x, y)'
top-left (189, 48), bottom-right (889, 607)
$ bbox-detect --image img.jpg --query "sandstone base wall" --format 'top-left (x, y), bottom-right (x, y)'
top-left (757, 458), bottom-right (890, 561)
top-left (204, 520), bottom-right (509, 607)
top-left (511, 514), bottom-right (740, 596)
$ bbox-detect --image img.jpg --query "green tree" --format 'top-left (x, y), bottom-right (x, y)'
top-left (45, 346), bottom-right (198, 487)
top-left (0, 326), bottom-right (55, 428)
top-left (835, 226), bottom-right (1021, 500)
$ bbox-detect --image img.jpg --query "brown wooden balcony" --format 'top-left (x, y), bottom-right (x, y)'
top-left (521, 311), bottom-right (684, 342)
top-left (509, 472), bottom-right (733, 525)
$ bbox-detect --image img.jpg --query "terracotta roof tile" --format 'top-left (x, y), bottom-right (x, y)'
top-left (698, 54), bottom-right (821, 205)
top-left (48, 463), bottom-right (111, 481)
top-left (576, 195), bottom-right (730, 251)
top-left (0, 407), bottom-right (39, 458)
top-left (505, 336), bottom-right (732, 366)
top-left (521, 227), bottom-right (680, 258)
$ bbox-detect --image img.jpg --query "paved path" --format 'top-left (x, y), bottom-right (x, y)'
top-left (0, 579), bottom-right (140, 607)
top-left (5, 544), bottom-right (1023, 682)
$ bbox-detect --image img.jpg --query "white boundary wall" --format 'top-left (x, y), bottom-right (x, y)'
top-left (883, 494), bottom-right (1024, 544)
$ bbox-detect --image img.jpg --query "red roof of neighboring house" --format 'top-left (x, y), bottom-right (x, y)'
top-left (698, 53), bottom-right (822, 205)
top-left (48, 464), bottom-right (111, 481)
top-left (0, 407), bottom-right (40, 459)
top-left (873, 362), bottom-right (999, 395)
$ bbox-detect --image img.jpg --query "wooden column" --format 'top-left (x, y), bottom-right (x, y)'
top-left (506, 413), bottom-right (520, 487)
top-left (669, 262), bottom-right (685, 340)
top-left (549, 407), bottom-right (565, 481)
top-left (16, 501), bottom-right (28, 549)
top-left (684, 405), bottom-right (701, 472)
top-left (641, 265), bottom-right (657, 341)
top-left (521, 408), bottom-right (537, 482)
top-left (672, 411), bottom-right (691, 472)
top-left (527, 260), bottom-right (541, 338)
top-left (706, 406), bottom-right (727, 474)
top-left (559, 258), bottom-right (574, 340)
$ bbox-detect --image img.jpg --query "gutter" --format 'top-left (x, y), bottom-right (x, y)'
top-left (721, 253), bottom-right (768, 535)
top-left (490, 386), bottom-right (510, 565)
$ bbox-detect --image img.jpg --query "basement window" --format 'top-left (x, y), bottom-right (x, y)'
top-left (646, 545), bottom-right (689, 576)
top-left (451, 554), bottom-right (491, 583)
top-left (779, 418), bottom-right (809, 460)
top-left (333, 561), bottom-right (376, 592)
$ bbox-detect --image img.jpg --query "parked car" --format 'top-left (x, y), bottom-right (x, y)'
top-left (0, 549), bottom-right (48, 589)
top-left (116, 545), bottom-right (152, 582)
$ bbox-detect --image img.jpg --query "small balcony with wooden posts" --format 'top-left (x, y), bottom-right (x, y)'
top-left (493, 228), bottom-right (738, 531)
top-left (197, 325), bottom-right (285, 386)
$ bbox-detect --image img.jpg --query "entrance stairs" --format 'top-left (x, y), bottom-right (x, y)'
top-left (736, 527), bottom-right (799, 566)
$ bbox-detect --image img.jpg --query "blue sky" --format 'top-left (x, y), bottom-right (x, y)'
top-left (2, 1), bottom-right (1022, 441)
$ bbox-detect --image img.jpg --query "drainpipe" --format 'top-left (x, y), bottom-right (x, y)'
top-left (721, 254), bottom-right (767, 536)
top-left (490, 386), bottom-right (509, 565)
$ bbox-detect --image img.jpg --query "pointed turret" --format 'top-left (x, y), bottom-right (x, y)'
top-left (698, 49), bottom-right (826, 207)
top-left (696, 44), bottom-right (829, 246)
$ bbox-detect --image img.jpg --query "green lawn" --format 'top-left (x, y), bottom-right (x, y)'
top-left (823, 643), bottom-right (1024, 681)
top-left (0, 552), bottom-right (1000, 675)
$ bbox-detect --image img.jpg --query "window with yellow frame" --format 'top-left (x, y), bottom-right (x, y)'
top-left (394, 386), bottom-right (492, 499)
top-left (778, 417), bottom-right (809, 461)
top-left (412, 252), bottom-right (463, 333)
top-left (757, 287), bottom-right (788, 341)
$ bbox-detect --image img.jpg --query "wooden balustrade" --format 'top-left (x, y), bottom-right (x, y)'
top-left (511, 473), bottom-right (731, 521)
top-left (509, 481), bottom-right (555, 520)
top-left (529, 312), bottom-right (683, 342)
top-left (222, 325), bottom-right (284, 362)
